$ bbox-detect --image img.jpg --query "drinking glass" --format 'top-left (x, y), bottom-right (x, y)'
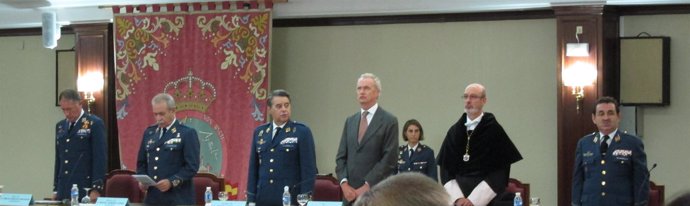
top-left (530, 197), bottom-right (541, 206)
top-left (218, 191), bottom-right (228, 201)
top-left (81, 188), bottom-right (91, 203)
top-left (296, 193), bottom-right (310, 206)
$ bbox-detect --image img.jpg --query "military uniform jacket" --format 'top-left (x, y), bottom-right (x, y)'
top-left (136, 120), bottom-right (200, 205)
top-left (572, 131), bottom-right (649, 206)
top-left (247, 120), bottom-right (317, 206)
top-left (54, 113), bottom-right (107, 200)
top-left (396, 144), bottom-right (438, 181)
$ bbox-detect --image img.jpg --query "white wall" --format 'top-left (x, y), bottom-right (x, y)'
top-left (271, 19), bottom-right (558, 205)
top-left (622, 14), bottom-right (690, 201)
top-left (0, 34), bottom-right (75, 197)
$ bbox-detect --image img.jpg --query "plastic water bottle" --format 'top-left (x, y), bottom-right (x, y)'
top-left (204, 187), bottom-right (213, 205)
top-left (514, 192), bottom-right (523, 206)
top-left (282, 186), bottom-right (291, 206)
top-left (70, 184), bottom-right (79, 206)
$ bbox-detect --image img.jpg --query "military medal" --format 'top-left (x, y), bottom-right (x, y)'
top-left (258, 138), bottom-right (265, 145)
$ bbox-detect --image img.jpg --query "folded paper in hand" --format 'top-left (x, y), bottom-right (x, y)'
top-left (132, 175), bottom-right (157, 186)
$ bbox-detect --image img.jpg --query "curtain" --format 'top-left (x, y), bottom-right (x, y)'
top-left (113, 2), bottom-right (272, 199)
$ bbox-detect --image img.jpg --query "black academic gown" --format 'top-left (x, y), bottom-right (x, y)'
top-left (437, 112), bottom-right (523, 204)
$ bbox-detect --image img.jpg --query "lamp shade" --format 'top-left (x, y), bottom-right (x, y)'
top-left (78, 72), bottom-right (104, 93)
top-left (562, 61), bottom-right (597, 87)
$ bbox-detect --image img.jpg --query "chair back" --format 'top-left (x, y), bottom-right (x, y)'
top-left (193, 173), bottom-right (225, 205)
top-left (649, 181), bottom-right (664, 206)
top-left (312, 174), bottom-right (342, 201)
top-left (506, 178), bottom-right (530, 202)
top-left (104, 169), bottom-right (143, 203)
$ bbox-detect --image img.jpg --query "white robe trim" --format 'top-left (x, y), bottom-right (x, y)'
top-left (444, 180), bottom-right (496, 206)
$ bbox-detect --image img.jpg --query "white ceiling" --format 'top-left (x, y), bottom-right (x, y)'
top-left (0, 0), bottom-right (688, 29)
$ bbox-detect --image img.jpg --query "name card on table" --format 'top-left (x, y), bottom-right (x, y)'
top-left (0, 193), bottom-right (33, 206)
top-left (95, 197), bottom-right (129, 206)
top-left (307, 201), bottom-right (342, 206)
top-left (211, 200), bottom-right (246, 206)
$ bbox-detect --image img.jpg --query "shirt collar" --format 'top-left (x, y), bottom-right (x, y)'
top-left (69, 109), bottom-right (85, 123)
top-left (361, 103), bottom-right (379, 116)
top-left (464, 112), bottom-right (484, 131)
top-left (162, 119), bottom-right (177, 130)
top-left (597, 129), bottom-right (618, 143)
top-left (408, 143), bottom-right (419, 151)
top-left (273, 121), bottom-right (287, 131)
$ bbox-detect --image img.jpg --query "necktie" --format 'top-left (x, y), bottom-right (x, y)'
top-left (273, 127), bottom-right (282, 140)
top-left (159, 128), bottom-right (167, 139)
top-left (69, 122), bottom-right (76, 130)
top-left (600, 135), bottom-right (610, 155)
top-left (408, 147), bottom-right (414, 159)
top-left (358, 111), bottom-right (369, 143)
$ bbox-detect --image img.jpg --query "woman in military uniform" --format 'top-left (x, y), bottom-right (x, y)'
top-left (396, 119), bottom-right (437, 181)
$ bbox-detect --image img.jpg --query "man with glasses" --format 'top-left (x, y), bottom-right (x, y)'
top-left (438, 83), bottom-right (523, 206)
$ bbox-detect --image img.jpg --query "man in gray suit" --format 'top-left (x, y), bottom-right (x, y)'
top-left (336, 73), bottom-right (399, 205)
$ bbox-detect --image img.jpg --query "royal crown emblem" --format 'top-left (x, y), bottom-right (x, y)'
top-left (164, 70), bottom-right (218, 112)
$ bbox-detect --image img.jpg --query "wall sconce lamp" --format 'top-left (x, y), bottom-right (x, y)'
top-left (563, 25), bottom-right (596, 112)
top-left (77, 72), bottom-right (104, 113)
top-left (566, 26), bottom-right (589, 57)
top-left (562, 61), bottom-right (597, 112)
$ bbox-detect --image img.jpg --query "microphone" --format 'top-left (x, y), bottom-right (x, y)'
top-left (648, 163), bottom-right (657, 174)
top-left (290, 176), bottom-right (317, 194)
top-left (636, 163), bottom-right (657, 201)
top-left (244, 176), bottom-right (316, 205)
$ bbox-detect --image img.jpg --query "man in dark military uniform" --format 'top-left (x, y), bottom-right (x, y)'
top-left (572, 97), bottom-right (649, 206)
top-left (396, 119), bottom-right (437, 181)
top-left (247, 89), bottom-right (317, 206)
top-left (53, 89), bottom-right (107, 202)
top-left (136, 93), bottom-right (200, 205)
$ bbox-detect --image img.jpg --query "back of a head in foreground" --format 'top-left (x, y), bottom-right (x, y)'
top-left (354, 173), bottom-right (449, 206)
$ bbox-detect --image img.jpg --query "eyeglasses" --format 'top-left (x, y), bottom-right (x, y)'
top-left (462, 94), bottom-right (484, 100)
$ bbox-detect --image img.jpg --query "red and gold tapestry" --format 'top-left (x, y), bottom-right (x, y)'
top-left (113, 3), bottom-right (271, 199)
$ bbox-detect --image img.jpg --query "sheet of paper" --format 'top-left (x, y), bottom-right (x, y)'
top-left (132, 174), bottom-right (157, 186)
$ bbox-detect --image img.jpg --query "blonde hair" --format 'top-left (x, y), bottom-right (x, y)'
top-left (354, 173), bottom-right (449, 206)
top-left (359, 73), bottom-right (382, 92)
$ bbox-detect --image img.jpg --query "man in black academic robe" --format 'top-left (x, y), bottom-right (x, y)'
top-left (437, 83), bottom-right (522, 206)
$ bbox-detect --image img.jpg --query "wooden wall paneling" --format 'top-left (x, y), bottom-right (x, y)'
top-left (554, 5), bottom-right (619, 206)
top-left (73, 23), bottom-right (120, 172)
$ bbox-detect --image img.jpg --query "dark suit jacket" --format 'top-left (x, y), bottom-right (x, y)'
top-left (335, 106), bottom-right (398, 191)
top-left (246, 120), bottom-right (317, 206)
top-left (53, 112), bottom-right (107, 200)
top-left (136, 120), bottom-right (200, 205)
top-left (572, 131), bottom-right (649, 206)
